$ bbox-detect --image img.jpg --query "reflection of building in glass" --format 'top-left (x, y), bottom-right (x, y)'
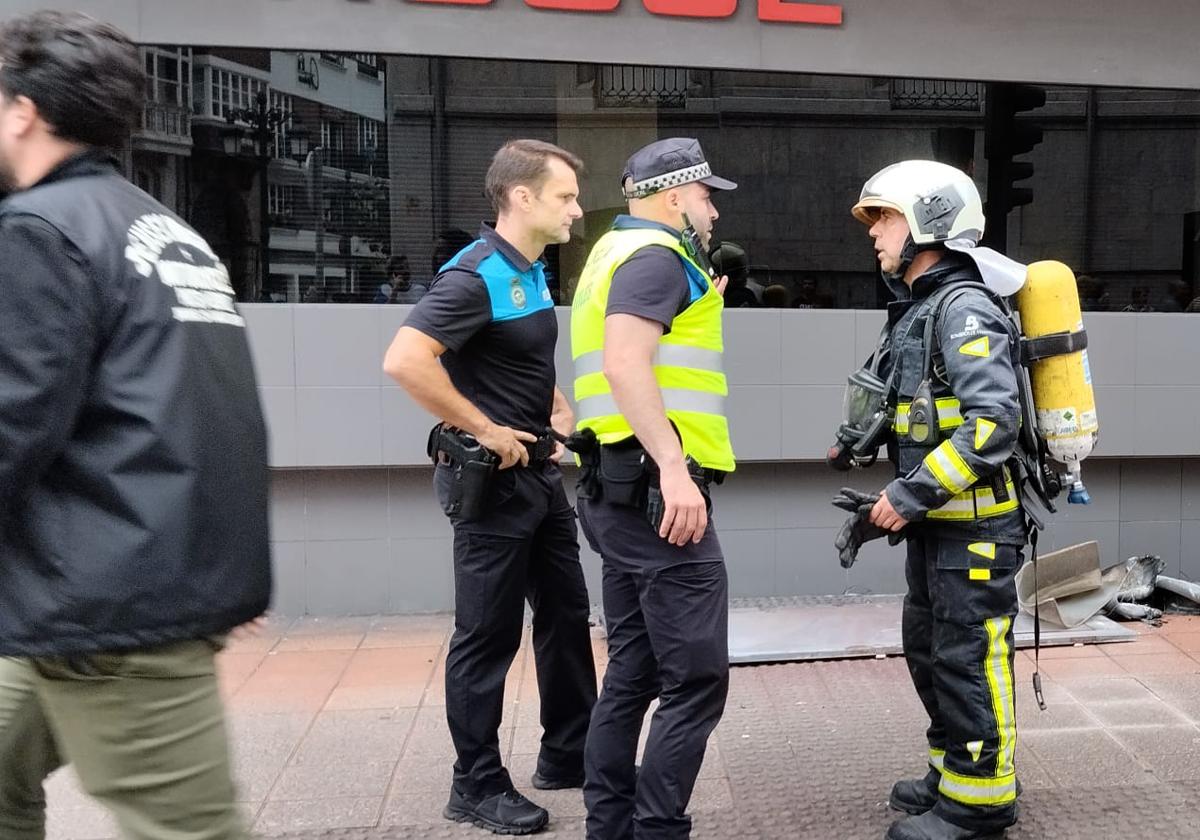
top-left (128, 47), bottom-right (390, 302)
top-left (123, 46), bottom-right (1200, 309)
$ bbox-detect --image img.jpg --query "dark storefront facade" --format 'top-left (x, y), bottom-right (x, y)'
top-left (9, 0), bottom-right (1200, 613)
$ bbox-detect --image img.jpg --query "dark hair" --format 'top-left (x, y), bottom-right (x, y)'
top-left (0, 11), bottom-right (143, 150)
top-left (386, 254), bottom-right (409, 275)
top-left (484, 139), bottom-right (583, 214)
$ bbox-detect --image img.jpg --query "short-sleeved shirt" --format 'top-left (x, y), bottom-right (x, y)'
top-left (404, 225), bottom-right (557, 433)
top-left (605, 215), bottom-right (709, 333)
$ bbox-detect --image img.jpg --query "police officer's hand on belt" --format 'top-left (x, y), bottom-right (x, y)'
top-left (658, 461), bottom-right (709, 547)
top-left (832, 487), bottom-right (905, 569)
top-left (476, 422), bottom-right (538, 469)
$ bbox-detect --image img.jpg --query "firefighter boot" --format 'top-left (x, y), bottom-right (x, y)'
top-left (889, 768), bottom-right (940, 815)
top-left (886, 811), bottom-right (1007, 840)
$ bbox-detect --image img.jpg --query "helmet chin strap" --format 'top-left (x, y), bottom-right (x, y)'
top-left (884, 234), bottom-right (921, 283)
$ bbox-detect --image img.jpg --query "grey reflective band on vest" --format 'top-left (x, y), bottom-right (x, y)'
top-left (574, 346), bottom-right (725, 379)
top-left (576, 388), bottom-right (726, 420)
top-left (624, 163), bottom-right (713, 199)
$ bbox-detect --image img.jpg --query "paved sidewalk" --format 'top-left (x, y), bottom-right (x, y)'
top-left (45, 614), bottom-right (1200, 839)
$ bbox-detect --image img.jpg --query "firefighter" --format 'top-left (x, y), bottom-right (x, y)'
top-left (845, 160), bottom-right (1024, 840)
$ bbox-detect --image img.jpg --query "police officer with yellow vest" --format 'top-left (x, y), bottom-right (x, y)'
top-left (571, 138), bottom-right (736, 840)
top-left (839, 161), bottom-right (1024, 840)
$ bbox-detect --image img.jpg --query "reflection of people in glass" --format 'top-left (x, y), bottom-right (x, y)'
top-left (1122, 284), bottom-right (1153, 312)
top-left (1075, 274), bottom-right (1109, 311)
top-left (762, 284), bottom-right (790, 307)
top-left (381, 254), bottom-right (427, 304)
top-left (431, 227), bottom-right (475, 278)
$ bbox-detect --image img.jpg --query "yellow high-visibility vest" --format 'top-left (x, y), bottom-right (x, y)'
top-left (571, 225), bottom-right (735, 473)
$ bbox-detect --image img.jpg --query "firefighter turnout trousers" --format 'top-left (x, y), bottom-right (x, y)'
top-left (902, 532), bottom-right (1020, 833)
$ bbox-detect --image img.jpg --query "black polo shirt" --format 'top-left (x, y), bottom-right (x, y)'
top-left (405, 225), bottom-right (559, 433)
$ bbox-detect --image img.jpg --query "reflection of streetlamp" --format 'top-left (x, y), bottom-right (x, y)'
top-left (226, 89), bottom-right (290, 301)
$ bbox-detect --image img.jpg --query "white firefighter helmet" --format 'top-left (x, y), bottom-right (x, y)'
top-left (852, 160), bottom-right (985, 246)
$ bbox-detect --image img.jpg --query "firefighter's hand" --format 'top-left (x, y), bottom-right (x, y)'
top-left (659, 464), bottom-right (708, 546)
top-left (715, 275), bottom-right (729, 296)
top-left (477, 423), bottom-right (536, 469)
top-left (869, 490), bottom-right (909, 532)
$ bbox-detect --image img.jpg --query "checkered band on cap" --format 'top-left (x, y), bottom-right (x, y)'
top-left (624, 162), bottom-right (712, 199)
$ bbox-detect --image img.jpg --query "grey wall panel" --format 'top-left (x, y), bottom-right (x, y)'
top-left (1134, 315), bottom-right (1200, 386)
top-left (1134, 386), bottom-right (1200, 457)
top-left (774, 462), bottom-right (893, 529)
top-left (296, 387), bottom-right (383, 466)
top-left (1119, 460), bottom-right (1182, 523)
top-left (554, 308), bottom-right (575, 386)
top-left (295, 306), bottom-right (382, 388)
top-left (1084, 314), bottom-right (1136, 387)
top-left (1046, 458), bottom-right (1120, 524)
top-left (1181, 521), bottom-right (1200, 580)
top-left (388, 538), bottom-right (455, 613)
top-left (269, 470), bottom-right (307, 542)
top-left (306, 539), bottom-right (392, 615)
top-left (303, 470), bottom-right (389, 541)
top-left (1119, 521), bottom-right (1182, 578)
top-left (779, 310), bottom-right (854, 386)
top-left (270, 542), bottom-right (307, 616)
top-left (779, 385), bottom-right (843, 460)
top-left (259, 387), bottom-right (299, 468)
top-left (243, 306), bottom-right (296, 388)
top-left (1042, 521), bottom-right (1122, 569)
top-left (854, 310), bottom-right (888, 367)
top-left (1180, 459), bottom-right (1200, 521)
top-left (1090, 386), bottom-right (1135, 458)
top-left (727, 386), bottom-right (783, 461)
top-left (722, 530), bottom-right (777, 598)
top-left (724, 310), bottom-right (782, 385)
top-left (381, 389), bottom-right (439, 466)
top-left (711, 465), bottom-right (779, 531)
top-left (848, 539), bottom-right (908, 596)
top-left (774, 527), bottom-right (851, 596)
top-left (387, 468), bottom-right (452, 541)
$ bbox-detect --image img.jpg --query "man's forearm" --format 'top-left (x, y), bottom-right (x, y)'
top-left (390, 355), bottom-right (492, 437)
top-left (550, 387), bottom-right (574, 437)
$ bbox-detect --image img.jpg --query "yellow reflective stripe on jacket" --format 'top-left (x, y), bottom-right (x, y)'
top-left (576, 390), bottom-right (727, 421)
top-left (573, 345), bottom-right (725, 379)
top-left (926, 480), bottom-right (1020, 521)
top-left (939, 768), bottom-right (1018, 806)
top-left (925, 440), bottom-right (978, 495)
top-left (985, 616), bottom-right (1017, 777)
top-left (894, 398), bottom-right (963, 434)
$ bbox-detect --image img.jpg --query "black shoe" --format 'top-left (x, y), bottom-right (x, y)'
top-left (531, 770), bottom-right (584, 790)
top-left (889, 768), bottom-right (941, 815)
top-left (886, 812), bottom-right (1007, 840)
top-left (443, 788), bottom-right (549, 835)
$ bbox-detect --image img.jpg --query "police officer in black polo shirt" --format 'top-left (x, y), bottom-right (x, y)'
top-left (384, 139), bottom-right (597, 835)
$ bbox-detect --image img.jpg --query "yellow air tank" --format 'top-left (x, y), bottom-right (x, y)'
top-left (1015, 261), bottom-right (1099, 504)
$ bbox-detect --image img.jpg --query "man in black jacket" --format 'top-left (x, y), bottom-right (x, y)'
top-left (0, 12), bottom-right (270, 840)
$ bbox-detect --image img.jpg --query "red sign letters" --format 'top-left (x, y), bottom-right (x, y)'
top-left (407, 0), bottom-right (844, 26)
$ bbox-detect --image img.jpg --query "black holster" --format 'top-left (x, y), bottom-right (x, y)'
top-left (427, 424), bottom-right (498, 522)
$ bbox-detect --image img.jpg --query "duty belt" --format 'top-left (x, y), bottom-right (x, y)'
top-left (523, 434), bottom-right (558, 464)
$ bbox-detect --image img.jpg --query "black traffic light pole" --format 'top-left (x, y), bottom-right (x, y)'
top-left (983, 82), bottom-right (1046, 253)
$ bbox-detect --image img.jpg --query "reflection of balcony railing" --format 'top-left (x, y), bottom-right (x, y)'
top-left (890, 79), bottom-right (982, 111)
top-left (137, 102), bottom-right (192, 144)
top-left (597, 65), bottom-right (688, 108)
